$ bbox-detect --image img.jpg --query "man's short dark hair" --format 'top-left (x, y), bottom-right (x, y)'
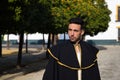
top-left (69, 17), bottom-right (84, 29)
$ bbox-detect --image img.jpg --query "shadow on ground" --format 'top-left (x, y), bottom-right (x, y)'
top-left (96, 46), bottom-right (107, 50)
top-left (0, 50), bottom-right (48, 77)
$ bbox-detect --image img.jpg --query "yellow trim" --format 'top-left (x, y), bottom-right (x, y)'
top-left (117, 26), bottom-right (120, 29)
top-left (74, 43), bottom-right (82, 80)
top-left (48, 49), bottom-right (59, 61)
top-left (74, 44), bottom-right (82, 67)
top-left (47, 49), bottom-right (97, 70)
top-left (96, 51), bottom-right (99, 58)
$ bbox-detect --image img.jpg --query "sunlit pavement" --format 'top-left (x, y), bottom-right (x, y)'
top-left (0, 45), bottom-right (120, 80)
top-left (97, 45), bottom-right (120, 80)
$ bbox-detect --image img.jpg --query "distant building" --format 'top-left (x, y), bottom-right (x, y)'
top-left (85, 0), bottom-right (120, 45)
top-left (3, 33), bottom-right (48, 45)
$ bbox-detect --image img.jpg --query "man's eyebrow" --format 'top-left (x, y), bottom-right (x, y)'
top-left (68, 28), bottom-right (79, 31)
top-left (73, 29), bottom-right (79, 32)
top-left (68, 28), bottom-right (72, 30)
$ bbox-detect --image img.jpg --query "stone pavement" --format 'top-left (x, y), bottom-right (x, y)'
top-left (0, 45), bottom-right (120, 80)
top-left (97, 45), bottom-right (120, 80)
top-left (0, 49), bottom-right (47, 80)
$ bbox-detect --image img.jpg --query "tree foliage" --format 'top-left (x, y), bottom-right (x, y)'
top-left (50, 0), bottom-right (111, 36)
top-left (0, 0), bottom-right (111, 36)
top-left (24, 0), bottom-right (53, 34)
top-left (0, 0), bottom-right (15, 34)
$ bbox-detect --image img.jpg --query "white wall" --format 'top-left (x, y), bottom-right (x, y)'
top-left (4, 33), bottom-right (48, 43)
top-left (85, 0), bottom-right (120, 41)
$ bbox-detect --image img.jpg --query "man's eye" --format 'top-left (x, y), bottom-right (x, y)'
top-left (68, 29), bottom-right (72, 31)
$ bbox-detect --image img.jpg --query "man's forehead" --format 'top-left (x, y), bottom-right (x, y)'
top-left (68, 23), bottom-right (81, 29)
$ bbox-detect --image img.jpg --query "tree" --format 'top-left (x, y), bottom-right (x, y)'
top-left (7, 0), bottom-right (34, 66)
top-left (13, 0), bottom-right (53, 66)
top-left (0, 0), bottom-right (16, 57)
top-left (50, 0), bottom-right (111, 36)
top-left (25, 0), bottom-right (54, 51)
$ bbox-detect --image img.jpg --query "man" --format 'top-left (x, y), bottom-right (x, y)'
top-left (42, 17), bottom-right (101, 80)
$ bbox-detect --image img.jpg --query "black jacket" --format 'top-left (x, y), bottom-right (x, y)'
top-left (42, 40), bottom-right (101, 80)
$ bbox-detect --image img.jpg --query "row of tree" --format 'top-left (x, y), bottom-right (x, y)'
top-left (0, 0), bottom-right (111, 66)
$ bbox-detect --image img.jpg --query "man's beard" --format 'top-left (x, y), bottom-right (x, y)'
top-left (69, 37), bottom-right (81, 44)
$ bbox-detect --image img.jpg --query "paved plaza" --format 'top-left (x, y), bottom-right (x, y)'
top-left (0, 45), bottom-right (120, 80)
top-left (98, 45), bottom-right (120, 80)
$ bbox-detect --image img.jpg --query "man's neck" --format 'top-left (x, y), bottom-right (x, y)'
top-left (71, 40), bottom-right (81, 46)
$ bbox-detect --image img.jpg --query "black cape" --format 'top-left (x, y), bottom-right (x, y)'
top-left (42, 40), bottom-right (101, 80)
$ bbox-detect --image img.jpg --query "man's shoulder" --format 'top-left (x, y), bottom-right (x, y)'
top-left (48, 40), bottom-right (71, 56)
top-left (55, 40), bottom-right (70, 46)
top-left (50, 40), bottom-right (71, 50)
top-left (80, 40), bottom-right (99, 56)
top-left (80, 40), bottom-right (99, 51)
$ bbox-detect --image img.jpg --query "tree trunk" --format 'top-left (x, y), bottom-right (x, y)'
top-left (47, 33), bottom-right (51, 49)
top-left (7, 34), bottom-right (10, 50)
top-left (42, 33), bottom-right (45, 50)
top-left (0, 34), bottom-right (2, 57)
top-left (51, 33), bottom-right (54, 46)
top-left (25, 33), bottom-right (28, 53)
top-left (64, 33), bottom-right (66, 41)
top-left (52, 34), bottom-right (58, 46)
top-left (54, 34), bottom-right (58, 45)
top-left (46, 33), bottom-right (51, 58)
top-left (17, 32), bottom-right (24, 67)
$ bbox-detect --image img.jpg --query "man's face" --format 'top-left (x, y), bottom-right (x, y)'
top-left (68, 23), bottom-right (84, 43)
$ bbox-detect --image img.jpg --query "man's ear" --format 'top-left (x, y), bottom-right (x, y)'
top-left (81, 30), bottom-right (85, 36)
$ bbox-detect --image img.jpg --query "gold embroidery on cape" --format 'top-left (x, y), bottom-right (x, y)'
top-left (47, 49), bottom-right (98, 70)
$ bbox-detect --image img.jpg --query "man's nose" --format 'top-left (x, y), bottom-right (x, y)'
top-left (71, 31), bottom-right (74, 35)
